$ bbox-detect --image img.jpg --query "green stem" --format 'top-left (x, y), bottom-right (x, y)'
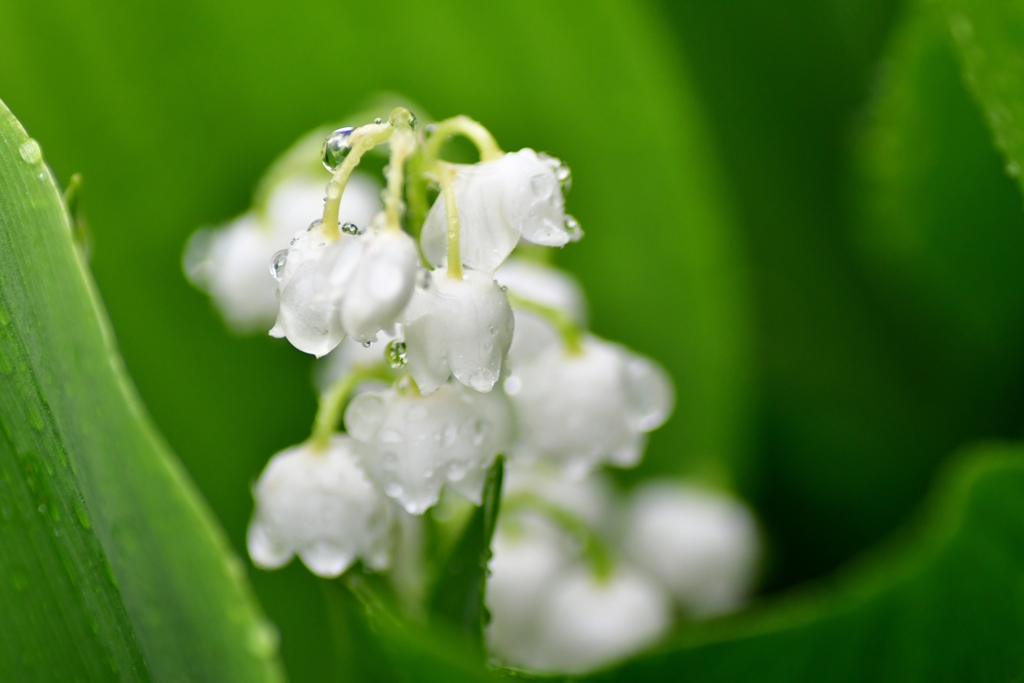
top-left (310, 363), bottom-right (393, 450)
top-left (502, 492), bottom-right (613, 581)
top-left (383, 122), bottom-right (415, 232)
top-left (437, 164), bottom-right (463, 280)
top-left (504, 290), bottom-right (584, 354)
top-left (423, 115), bottom-right (502, 163)
top-left (321, 122), bottom-right (394, 239)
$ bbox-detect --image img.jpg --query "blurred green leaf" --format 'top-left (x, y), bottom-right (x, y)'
top-left (941, 0), bottom-right (1024, 197)
top-left (0, 99), bottom-right (283, 682)
top-left (322, 573), bottom-right (493, 683)
top-left (429, 457), bottom-right (503, 649)
top-left (582, 443), bottom-right (1024, 682)
top-left (0, 2), bottom-right (755, 678)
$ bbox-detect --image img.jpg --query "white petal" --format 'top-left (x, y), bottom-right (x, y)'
top-left (623, 482), bottom-right (760, 616)
top-left (271, 263), bottom-right (344, 357)
top-left (420, 149), bottom-right (572, 272)
top-left (402, 270), bottom-right (514, 394)
top-left (339, 230), bottom-right (419, 343)
top-left (246, 437), bottom-right (392, 578)
top-left (345, 383), bottom-right (514, 514)
top-left (502, 462), bottom-right (615, 530)
top-left (533, 567), bottom-right (672, 673)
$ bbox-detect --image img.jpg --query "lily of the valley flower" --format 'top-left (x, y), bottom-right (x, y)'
top-left (531, 567), bottom-right (672, 674)
top-left (420, 149), bottom-right (579, 273)
top-left (247, 435), bottom-right (392, 577)
top-left (509, 336), bottom-right (674, 478)
top-left (344, 381), bottom-right (514, 513)
top-left (496, 258), bottom-right (587, 367)
top-left (623, 482), bottom-right (761, 616)
top-left (184, 172), bottom-right (379, 332)
top-left (401, 269), bottom-right (514, 394)
top-left (270, 218), bottom-right (419, 356)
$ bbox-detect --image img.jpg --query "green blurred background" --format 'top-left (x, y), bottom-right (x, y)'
top-left (3, 0), bottom-right (1024, 680)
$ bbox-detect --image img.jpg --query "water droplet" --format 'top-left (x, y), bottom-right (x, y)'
top-left (362, 340), bottom-right (372, 348)
top-left (388, 107), bottom-right (417, 129)
top-left (468, 368), bottom-right (495, 391)
top-left (381, 429), bottom-right (402, 444)
top-left (489, 325), bottom-right (497, 336)
top-left (564, 214), bottom-right (583, 241)
top-left (322, 127), bottom-right (355, 171)
top-left (374, 117), bottom-right (383, 125)
top-left (416, 269), bottom-right (432, 289)
top-left (539, 152), bottom-right (571, 195)
top-left (385, 483), bottom-right (404, 498)
top-left (341, 222), bottom-right (361, 235)
top-left (446, 461), bottom-right (467, 481)
top-left (19, 138), bottom-right (42, 165)
top-left (425, 123), bottom-right (438, 134)
top-left (386, 340), bottom-right (407, 368)
top-left (484, 341), bottom-right (493, 352)
top-left (530, 173), bottom-right (555, 200)
top-left (500, 284), bottom-right (508, 293)
top-left (270, 250), bottom-right (288, 280)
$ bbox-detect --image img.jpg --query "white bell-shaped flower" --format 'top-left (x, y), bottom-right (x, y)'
top-left (344, 382), bottom-right (515, 514)
top-left (246, 436), bottom-right (392, 578)
top-left (420, 149), bottom-right (579, 273)
top-left (496, 258), bottom-right (587, 367)
top-left (184, 173), bottom-right (379, 332)
top-left (510, 336), bottom-right (674, 478)
top-left (531, 566), bottom-right (672, 673)
top-left (270, 221), bottom-right (419, 357)
top-left (486, 517), bottom-right (573, 668)
top-left (623, 482), bottom-right (760, 616)
top-left (401, 269), bottom-right (514, 394)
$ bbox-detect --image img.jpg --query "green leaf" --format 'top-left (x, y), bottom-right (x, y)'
top-left (0, 99), bottom-right (283, 681)
top-left (322, 573), bottom-right (494, 683)
top-left (580, 443), bottom-right (1024, 681)
top-left (428, 456), bottom-right (504, 648)
top-left (940, 0), bottom-right (1024, 197)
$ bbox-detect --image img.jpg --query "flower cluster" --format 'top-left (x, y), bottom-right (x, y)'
top-left (185, 106), bottom-right (762, 673)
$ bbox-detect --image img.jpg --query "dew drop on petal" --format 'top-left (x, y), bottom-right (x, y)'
top-left (322, 127), bottom-right (355, 171)
top-left (385, 483), bottom-right (404, 498)
top-left (564, 214), bottom-right (583, 242)
top-left (386, 340), bottom-right (408, 368)
top-left (270, 250), bottom-right (288, 280)
top-left (447, 461), bottom-right (467, 481)
top-left (341, 222), bottom-right (361, 235)
top-left (468, 368), bottom-right (495, 392)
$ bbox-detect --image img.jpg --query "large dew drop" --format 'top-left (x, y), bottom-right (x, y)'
top-left (322, 127), bottom-right (355, 172)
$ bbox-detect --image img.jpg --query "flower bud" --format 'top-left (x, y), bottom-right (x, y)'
top-left (623, 482), bottom-right (760, 616)
top-left (246, 436), bottom-right (392, 577)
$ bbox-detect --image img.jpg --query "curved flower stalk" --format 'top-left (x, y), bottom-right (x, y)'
top-left (247, 436), bottom-right (392, 577)
top-left (184, 169), bottom-right (380, 332)
top-left (344, 381), bottom-right (515, 513)
top-left (420, 149), bottom-right (580, 273)
top-left (510, 335), bottom-right (675, 478)
top-left (623, 482), bottom-right (761, 616)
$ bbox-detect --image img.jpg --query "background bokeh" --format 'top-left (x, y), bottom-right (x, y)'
top-left (3, 0), bottom-right (1024, 680)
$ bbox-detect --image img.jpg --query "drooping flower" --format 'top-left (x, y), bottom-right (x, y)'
top-left (401, 269), bottom-right (514, 394)
top-left (529, 567), bottom-right (672, 673)
top-left (269, 219), bottom-right (419, 356)
top-left (502, 461), bottom-right (614, 529)
top-left (184, 173), bottom-right (380, 332)
top-left (509, 336), bottom-right (674, 478)
top-left (344, 381), bottom-right (515, 513)
top-left (420, 149), bottom-right (580, 273)
top-left (495, 258), bottom-right (587, 367)
top-left (486, 517), bottom-right (574, 668)
top-left (623, 482), bottom-right (761, 616)
top-left (247, 435), bottom-right (392, 577)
